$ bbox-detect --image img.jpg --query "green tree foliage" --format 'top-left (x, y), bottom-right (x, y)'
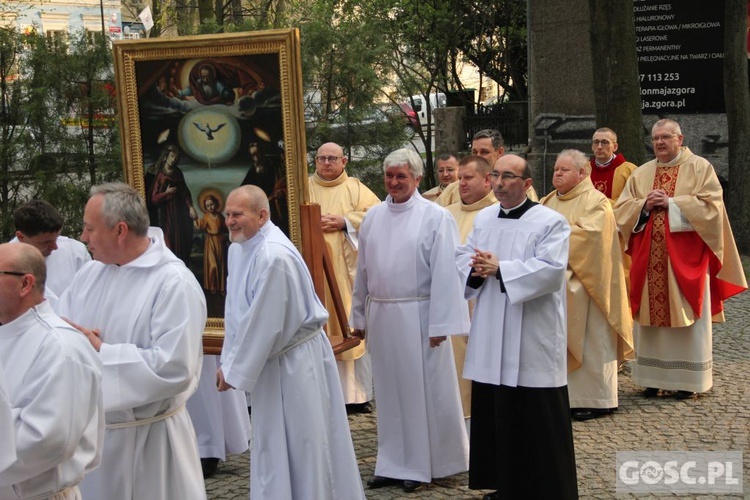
top-left (453, 0), bottom-right (527, 101)
top-left (300, 0), bottom-right (409, 161)
top-left (0, 28), bottom-right (120, 240)
top-left (118, 0), bottom-right (531, 201)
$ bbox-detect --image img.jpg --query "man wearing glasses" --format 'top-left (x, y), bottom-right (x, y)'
top-left (590, 127), bottom-right (638, 291)
top-left (0, 242), bottom-right (103, 500)
top-left (308, 142), bottom-right (380, 414)
top-left (457, 154), bottom-right (578, 500)
top-left (589, 127), bottom-right (637, 205)
top-left (614, 119), bottom-right (747, 401)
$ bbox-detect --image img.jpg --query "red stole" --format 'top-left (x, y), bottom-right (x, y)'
top-left (628, 165), bottom-right (741, 326)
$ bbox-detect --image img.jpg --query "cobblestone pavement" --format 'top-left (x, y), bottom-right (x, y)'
top-left (205, 294), bottom-right (749, 499)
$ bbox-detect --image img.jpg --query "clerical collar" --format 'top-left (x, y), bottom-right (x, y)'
top-left (498, 197), bottom-right (536, 219)
top-left (312, 171), bottom-right (348, 187)
top-left (595, 154), bottom-right (616, 167)
top-left (657, 147), bottom-right (690, 168)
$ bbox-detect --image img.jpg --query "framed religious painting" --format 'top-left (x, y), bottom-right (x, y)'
top-left (113, 29), bottom-right (310, 353)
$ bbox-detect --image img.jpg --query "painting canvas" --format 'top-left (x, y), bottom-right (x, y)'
top-left (113, 29), bottom-right (309, 348)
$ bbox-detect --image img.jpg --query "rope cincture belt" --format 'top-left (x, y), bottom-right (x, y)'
top-left (26, 485), bottom-right (78, 500)
top-left (270, 327), bottom-right (323, 359)
top-left (363, 295), bottom-right (431, 342)
top-left (106, 403), bottom-right (186, 430)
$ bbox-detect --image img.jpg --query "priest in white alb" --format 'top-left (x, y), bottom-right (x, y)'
top-left (446, 155), bottom-right (497, 425)
top-left (457, 154), bottom-right (577, 500)
top-left (351, 148), bottom-right (470, 494)
top-left (308, 142), bottom-right (380, 414)
top-left (217, 185), bottom-right (365, 500)
top-left (0, 242), bottom-right (103, 500)
top-left (56, 183), bottom-right (207, 500)
top-left (541, 149), bottom-right (633, 421)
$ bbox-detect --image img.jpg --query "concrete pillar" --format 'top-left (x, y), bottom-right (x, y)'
top-left (434, 107), bottom-right (466, 154)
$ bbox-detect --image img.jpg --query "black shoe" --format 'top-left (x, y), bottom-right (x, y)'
top-left (674, 390), bottom-right (697, 400)
top-left (571, 409), bottom-right (599, 421)
top-left (402, 480), bottom-right (423, 492)
top-left (201, 457), bottom-right (219, 478)
top-left (367, 476), bottom-right (399, 489)
top-left (571, 408), bottom-right (614, 421)
top-left (482, 491), bottom-right (500, 500)
top-left (643, 387), bottom-right (660, 398)
top-left (346, 402), bottom-right (373, 415)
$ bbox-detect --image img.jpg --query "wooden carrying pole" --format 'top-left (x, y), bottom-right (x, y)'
top-left (300, 204), bottom-right (361, 356)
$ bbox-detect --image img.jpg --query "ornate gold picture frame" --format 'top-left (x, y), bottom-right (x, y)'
top-left (113, 29), bottom-right (309, 352)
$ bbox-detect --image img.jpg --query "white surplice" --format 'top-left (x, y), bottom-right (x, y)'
top-left (55, 227), bottom-right (207, 500)
top-left (11, 236), bottom-right (91, 297)
top-left (350, 193), bottom-right (470, 483)
top-left (0, 301), bottom-right (103, 500)
top-left (221, 221), bottom-right (364, 500)
top-left (45, 237), bottom-right (91, 297)
top-left (0, 366), bottom-right (14, 475)
top-left (457, 204), bottom-right (570, 388)
top-left (186, 355), bottom-right (250, 460)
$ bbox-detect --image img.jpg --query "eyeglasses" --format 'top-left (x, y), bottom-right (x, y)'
top-left (592, 140), bottom-right (612, 146)
top-left (315, 155), bottom-right (341, 163)
top-left (0, 271), bottom-right (26, 277)
top-left (652, 134), bottom-right (677, 143)
top-left (490, 171), bottom-right (528, 181)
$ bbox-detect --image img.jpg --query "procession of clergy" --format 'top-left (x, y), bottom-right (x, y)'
top-left (1, 117), bottom-right (746, 500)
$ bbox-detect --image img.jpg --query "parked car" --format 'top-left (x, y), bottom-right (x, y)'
top-left (306, 102), bottom-right (418, 150)
top-left (404, 93), bottom-right (446, 128)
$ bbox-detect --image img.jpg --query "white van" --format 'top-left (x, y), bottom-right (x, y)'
top-left (407, 93), bottom-right (447, 127)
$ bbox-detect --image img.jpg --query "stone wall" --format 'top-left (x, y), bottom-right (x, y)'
top-left (526, 0), bottom-right (729, 197)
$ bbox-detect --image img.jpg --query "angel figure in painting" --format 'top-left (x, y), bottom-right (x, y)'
top-left (194, 190), bottom-right (228, 295)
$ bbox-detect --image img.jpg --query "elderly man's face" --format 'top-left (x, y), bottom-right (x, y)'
top-left (472, 137), bottom-right (504, 168)
top-left (552, 156), bottom-right (586, 195)
top-left (385, 164), bottom-right (420, 203)
top-left (652, 124), bottom-right (684, 163)
top-left (225, 192), bottom-right (266, 243)
top-left (81, 195), bottom-right (120, 264)
top-left (591, 131), bottom-right (618, 162)
top-left (436, 157), bottom-right (459, 187)
top-left (200, 68), bottom-right (214, 84)
top-left (459, 162), bottom-right (491, 205)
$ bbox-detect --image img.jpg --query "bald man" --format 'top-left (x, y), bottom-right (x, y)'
top-left (0, 242), bottom-right (103, 500)
top-left (218, 185), bottom-right (364, 500)
top-left (308, 142), bottom-right (380, 414)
